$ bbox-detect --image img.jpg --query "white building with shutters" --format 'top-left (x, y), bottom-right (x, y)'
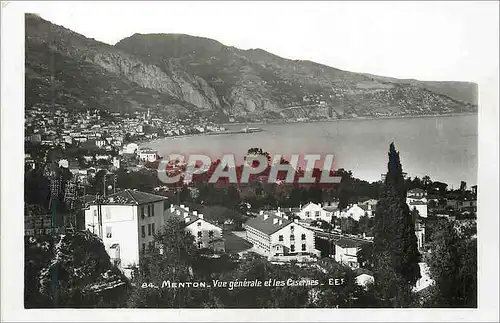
top-left (84, 189), bottom-right (168, 278)
top-left (297, 202), bottom-right (334, 222)
top-left (164, 204), bottom-right (224, 251)
top-left (243, 211), bottom-right (316, 257)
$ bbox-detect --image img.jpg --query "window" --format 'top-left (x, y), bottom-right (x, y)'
top-left (302, 244), bottom-right (306, 251)
top-left (142, 243), bottom-right (146, 253)
top-left (148, 241), bottom-right (153, 249)
top-left (197, 222), bottom-right (202, 227)
top-left (208, 230), bottom-right (214, 238)
top-left (141, 225), bottom-right (145, 238)
top-left (148, 224), bottom-right (152, 236)
top-left (141, 206), bottom-right (145, 219)
top-left (305, 211), bottom-right (310, 217)
top-left (198, 242), bottom-right (202, 248)
top-left (106, 226), bottom-right (112, 238)
top-left (315, 211), bottom-right (320, 217)
top-left (147, 205), bottom-right (151, 217)
top-left (290, 235), bottom-right (295, 241)
top-left (290, 245), bottom-right (295, 252)
top-left (290, 226), bottom-right (294, 232)
top-left (151, 204), bottom-right (155, 217)
top-left (278, 235), bottom-right (283, 242)
top-left (197, 231), bottom-right (202, 238)
top-left (301, 234), bottom-right (306, 240)
top-left (152, 223), bottom-right (155, 235)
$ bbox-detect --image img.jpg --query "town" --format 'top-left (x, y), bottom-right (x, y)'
top-left (25, 104), bottom-right (226, 161)
top-left (24, 123), bottom-right (478, 308)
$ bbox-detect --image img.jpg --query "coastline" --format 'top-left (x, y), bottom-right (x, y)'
top-left (141, 112), bottom-right (477, 146)
top-left (221, 111), bottom-right (478, 126)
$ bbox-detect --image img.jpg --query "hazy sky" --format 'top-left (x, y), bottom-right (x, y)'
top-left (15, 1), bottom-right (500, 83)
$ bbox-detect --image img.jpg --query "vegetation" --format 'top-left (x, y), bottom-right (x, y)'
top-left (371, 143), bottom-right (421, 307)
top-left (24, 231), bottom-right (130, 308)
top-left (424, 220), bottom-right (477, 307)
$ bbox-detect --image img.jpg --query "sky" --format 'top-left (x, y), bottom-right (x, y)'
top-left (14, 1), bottom-right (499, 84)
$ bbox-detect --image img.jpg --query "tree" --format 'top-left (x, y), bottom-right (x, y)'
top-left (422, 175), bottom-right (432, 189)
top-left (372, 142), bottom-right (421, 306)
top-left (246, 147), bottom-right (271, 162)
top-left (25, 231), bottom-right (130, 308)
top-left (127, 217), bottom-right (202, 308)
top-left (358, 215), bottom-right (374, 236)
top-left (335, 169), bottom-right (354, 210)
top-left (424, 220), bottom-right (477, 307)
top-left (340, 217), bottom-right (359, 235)
top-left (368, 252), bottom-right (414, 307)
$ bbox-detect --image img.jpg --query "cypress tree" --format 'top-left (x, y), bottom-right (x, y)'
top-left (373, 142), bottom-right (421, 305)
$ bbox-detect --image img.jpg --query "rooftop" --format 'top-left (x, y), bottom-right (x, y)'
top-left (223, 232), bottom-right (253, 254)
top-left (165, 204), bottom-right (220, 227)
top-left (323, 206), bottom-right (339, 212)
top-left (354, 268), bottom-right (374, 277)
top-left (244, 212), bottom-right (294, 236)
top-left (87, 189), bottom-right (167, 205)
top-left (333, 237), bottom-right (369, 248)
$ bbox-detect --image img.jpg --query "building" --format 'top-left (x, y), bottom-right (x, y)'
top-left (297, 202), bottom-right (334, 222)
top-left (165, 204), bottom-right (224, 251)
top-left (25, 154), bottom-right (35, 170)
top-left (415, 218), bottom-right (426, 250)
top-left (407, 188), bottom-right (427, 201)
top-left (333, 237), bottom-right (370, 269)
top-left (354, 268), bottom-right (375, 288)
top-left (112, 157), bottom-right (121, 169)
top-left (123, 143), bottom-right (139, 154)
top-left (458, 198), bottom-right (477, 213)
top-left (138, 148), bottom-right (158, 162)
top-left (358, 203), bottom-right (376, 217)
top-left (413, 262), bottom-right (434, 293)
top-left (358, 198), bottom-right (378, 207)
top-left (83, 189), bottom-right (168, 278)
top-left (25, 213), bottom-right (74, 236)
top-left (95, 140), bottom-right (106, 148)
top-left (407, 188), bottom-right (428, 218)
top-left (341, 204), bottom-right (368, 221)
top-left (243, 211), bottom-right (316, 258)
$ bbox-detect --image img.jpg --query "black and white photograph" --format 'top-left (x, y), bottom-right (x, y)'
top-left (1, 1), bottom-right (499, 321)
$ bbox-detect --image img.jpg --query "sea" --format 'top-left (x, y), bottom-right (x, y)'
top-left (144, 114), bottom-right (478, 188)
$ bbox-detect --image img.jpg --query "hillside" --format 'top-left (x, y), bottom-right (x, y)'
top-left (26, 14), bottom-right (478, 122)
top-left (25, 231), bottom-right (130, 307)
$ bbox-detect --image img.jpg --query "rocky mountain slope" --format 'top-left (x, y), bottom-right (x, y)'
top-left (26, 14), bottom-right (478, 123)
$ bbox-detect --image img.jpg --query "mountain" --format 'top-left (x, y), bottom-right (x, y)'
top-left (26, 14), bottom-right (478, 122)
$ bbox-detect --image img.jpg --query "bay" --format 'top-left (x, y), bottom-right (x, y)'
top-left (145, 114), bottom-right (478, 188)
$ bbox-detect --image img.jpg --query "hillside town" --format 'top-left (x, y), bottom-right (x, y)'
top-left (24, 104), bottom-right (226, 156)
top-left (24, 132), bottom-right (478, 305)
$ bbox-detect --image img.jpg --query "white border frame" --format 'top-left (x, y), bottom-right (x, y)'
top-left (1, 1), bottom-right (498, 322)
